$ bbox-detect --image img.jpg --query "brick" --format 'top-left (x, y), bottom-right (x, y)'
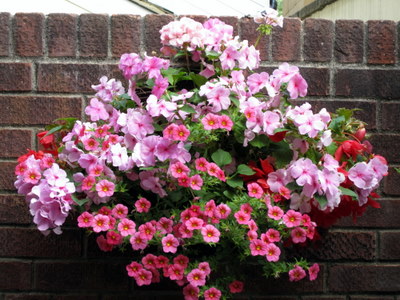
top-left (302, 297), bottom-right (346, 300)
top-left (299, 231), bottom-right (376, 261)
top-left (37, 63), bottom-right (115, 93)
top-left (0, 194), bottom-right (32, 224)
top-left (304, 19), bottom-right (334, 62)
top-left (252, 297), bottom-right (298, 300)
top-left (47, 14), bottom-right (77, 57)
top-left (111, 15), bottom-right (141, 57)
top-left (300, 67), bottom-right (329, 96)
top-left (0, 261), bottom-right (31, 290)
top-left (335, 20), bottom-right (364, 63)
top-left (349, 296), bottom-right (395, 300)
top-left (79, 14), bottom-right (108, 58)
top-left (336, 69), bottom-right (400, 99)
top-left (144, 14), bottom-right (174, 55)
top-left (0, 228), bottom-right (82, 258)
top-left (0, 161), bottom-right (17, 191)
top-left (328, 265), bottom-right (400, 292)
top-left (0, 129), bottom-right (32, 158)
top-left (380, 231), bottom-right (400, 260)
top-left (384, 168), bottom-right (400, 196)
top-left (14, 13), bottom-right (44, 57)
top-left (336, 200), bottom-right (400, 228)
top-left (4, 294), bottom-right (51, 300)
top-left (381, 102), bottom-right (400, 131)
top-left (35, 261), bottom-right (130, 291)
top-left (272, 18), bottom-right (301, 62)
top-left (55, 296), bottom-right (98, 300)
top-left (369, 134), bottom-right (400, 164)
top-left (367, 20), bottom-right (396, 64)
top-left (0, 13), bottom-right (10, 56)
top-left (240, 17), bottom-right (269, 61)
top-left (0, 96), bottom-right (82, 126)
top-left (0, 63), bottom-right (32, 91)
top-left (305, 100), bottom-right (377, 129)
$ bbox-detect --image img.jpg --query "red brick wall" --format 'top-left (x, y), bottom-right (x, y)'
top-left (0, 12), bottom-right (399, 299)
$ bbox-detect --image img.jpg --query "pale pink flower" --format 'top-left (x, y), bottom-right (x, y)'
top-left (77, 212), bottom-right (94, 228)
top-left (308, 263), bottom-right (320, 281)
top-left (283, 210), bottom-right (302, 228)
top-left (185, 217), bottom-right (204, 231)
top-left (178, 175), bottom-right (190, 187)
top-left (229, 280), bottom-right (244, 293)
top-left (135, 197), bottom-right (151, 213)
top-left (287, 73), bottom-right (308, 99)
top-left (95, 179), bottom-right (115, 198)
top-left (201, 225), bottom-right (220, 243)
top-left (23, 169), bottom-right (41, 184)
top-left (247, 182), bottom-right (264, 199)
top-left (204, 287), bottom-right (222, 300)
top-left (206, 86), bottom-right (231, 112)
top-left (267, 169), bottom-right (289, 193)
top-left (220, 45), bottom-right (239, 70)
top-left (162, 234), bottom-right (179, 253)
top-left (92, 214), bottom-right (110, 233)
top-left (187, 268), bottom-right (206, 287)
top-left (85, 98), bottom-right (109, 121)
top-left (289, 265), bottom-right (306, 282)
top-left (265, 243), bottom-right (281, 262)
top-left (118, 218), bottom-right (136, 237)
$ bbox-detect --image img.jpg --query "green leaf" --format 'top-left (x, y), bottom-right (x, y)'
top-left (249, 134), bottom-right (270, 148)
top-left (395, 167), bottom-right (400, 174)
top-left (237, 164), bottom-right (255, 175)
top-left (274, 127), bottom-right (288, 133)
top-left (44, 125), bottom-right (63, 137)
top-left (229, 95), bottom-right (240, 107)
top-left (180, 104), bottom-right (196, 114)
top-left (270, 141), bottom-right (293, 169)
top-left (226, 177), bottom-right (244, 188)
top-left (329, 115), bottom-right (346, 133)
top-left (336, 108), bottom-right (357, 120)
top-left (339, 186), bottom-right (359, 199)
top-left (223, 190), bottom-right (236, 199)
top-left (205, 50), bottom-right (220, 59)
top-left (211, 149), bottom-right (232, 166)
top-left (71, 194), bottom-right (89, 207)
top-left (314, 194), bottom-right (327, 209)
top-left (189, 73), bottom-right (207, 88)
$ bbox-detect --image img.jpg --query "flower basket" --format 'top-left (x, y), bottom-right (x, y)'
top-left (15, 9), bottom-right (388, 299)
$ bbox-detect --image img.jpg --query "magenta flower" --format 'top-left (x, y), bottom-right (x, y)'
top-left (138, 222), bottom-right (156, 240)
top-left (291, 227), bottom-right (307, 244)
top-left (234, 210), bottom-right (251, 225)
top-left (162, 234), bottom-right (179, 253)
top-left (218, 114), bottom-right (233, 131)
top-left (202, 113), bottom-right (220, 130)
top-left (265, 243), bottom-right (281, 262)
top-left (189, 174), bottom-right (203, 191)
top-left (118, 218), bottom-right (136, 237)
top-left (141, 253), bottom-right (158, 269)
top-left (283, 210), bottom-right (302, 228)
top-left (268, 206), bottom-right (284, 220)
top-left (229, 280), bottom-right (244, 293)
top-left (183, 283), bottom-right (200, 300)
top-left (134, 268), bottom-right (153, 286)
top-left (95, 179), bottom-right (115, 198)
top-left (204, 287), bottom-right (222, 300)
top-left (173, 124), bottom-right (190, 141)
top-left (92, 214), bottom-right (110, 233)
top-left (187, 268), bottom-right (207, 287)
top-left (126, 261), bottom-right (143, 277)
top-left (135, 197), bottom-right (151, 213)
top-left (77, 212), bottom-right (94, 228)
top-left (250, 239), bottom-right (268, 256)
top-left (247, 182), bottom-right (264, 199)
top-left (112, 204), bottom-right (128, 219)
top-left (106, 231), bottom-right (122, 245)
top-left (201, 225), bottom-right (220, 243)
top-left (170, 161), bottom-right (190, 178)
top-left (308, 263), bottom-right (320, 281)
top-left (289, 265), bottom-right (306, 282)
top-left (185, 217), bottom-right (204, 231)
top-left (130, 232), bottom-right (148, 250)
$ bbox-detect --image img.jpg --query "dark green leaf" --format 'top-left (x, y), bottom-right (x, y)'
top-left (205, 50), bottom-right (220, 59)
top-left (339, 186), bottom-right (359, 199)
top-left (189, 73), bottom-right (207, 88)
top-left (71, 194), bottom-right (89, 207)
top-left (249, 134), bottom-right (270, 148)
top-left (44, 125), bottom-right (63, 137)
top-left (211, 149), bottom-right (232, 166)
top-left (237, 164), bottom-right (255, 175)
top-left (229, 95), bottom-right (240, 107)
top-left (329, 115), bottom-right (346, 133)
top-left (270, 141), bottom-right (293, 169)
top-left (226, 177), bottom-right (244, 188)
top-left (336, 108), bottom-right (356, 120)
top-left (180, 104), bottom-right (196, 114)
top-left (314, 194), bottom-right (327, 209)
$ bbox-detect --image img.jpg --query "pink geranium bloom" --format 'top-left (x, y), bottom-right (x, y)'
top-left (289, 265), bottom-right (306, 282)
top-left (195, 157), bottom-right (209, 172)
top-left (308, 263), bottom-right (320, 281)
top-left (162, 234), bottom-right (179, 253)
top-left (135, 197), bottom-right (151, 213)
top-left (77, 212), bottom-right (94, 228)
top-left (142, 253), bottom-right (158, 269)
top-left (204, 287), bottom-right (222, 300)
top-left (187, 268), bottom-right (206, 287)
top-left (85, 97), bottom-right (109, 121)
top-left (283, 210), bottom-right (302, 228)
top-left (112, 204), bottom-right (128, 219)
top-left (130, 232), bottom-right (148, 250)
top-left (287, 73), bottom-right (308, 99)
top-left (106, 231), bottom-right (122, 245)
top-left (247, 182), bottom-right (264, 199)
top-left (265, 243), bottom-right (281, 262)
top-left (173, 124), bottom-right (190, 141)
top-left (250, 239), bottom-right (268, 256)
top-left (202, 113), bottom-right (220, 130)
top-left (95, 179), bottom-right (115, 198)
top-left (92, 214), bottom-right (110, 232)
top-left (118, 218), bottom-right (136, 237)
top-left (170, 161), bottom-right (190, 178)
top-left (229, 280), bottom-right (244, 293)
top-left (189, 174), bottom-right (203, 190)
top-left (234, 210), bottom-right (251, 225)
top-left (268, 206), bottom-right (284, 220)
top-left (135, 268), bottom-right (153, 286)
top-left (291, 227), bottom-right (307, 244)
top-left (201, 225), bottom-right (220, 243)
top-left (126, 261), bottom-right (143, 277)
top-left (183, 283), bottom-right (200, 300)
top-left (185, 217), bottom-right (204, 231)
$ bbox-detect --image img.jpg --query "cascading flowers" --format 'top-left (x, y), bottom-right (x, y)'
top-left (15, 9), bottom-right (387, 299)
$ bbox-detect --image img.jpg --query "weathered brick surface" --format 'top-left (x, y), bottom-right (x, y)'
top-left (300, 67), bottom-right (330, 96)
top-left (240, 17), bottom-right (270, 61)
top-left (380, 232), bottom-right (400, 260)
top-left (0, 228), bottom-right (82, 258)
top-left (0, 96), bottom-right (82, 126)
top-left (328, 265), bottom-right (400, 292)
top-left (381, 102), bottom-right (400, 131)
top-left (111, 15), bottom-right (141, 57)
top-left (37, 63), bottom-right (113, 93)
top-left (0, 63), bottom-right (32, 91)
top-left (349, 296), bottom-right (396, 300)
top-left (0, 129), bottom-right (32, 158)
top-left (335, 20), bottom-right (364, 63)
top-left (4, 294), bottom-right (52, 300)
top-left (0, 261), bottom-right (31, 290)
top-left (384, 168), bottom-right (400, 196)
top-left (14, 13), bottom-right (44, 57)
top-left (0, 162), bottom-right (17, 191)
top-left (47, 14), bottom-right (77, 57)
top-left (367, 20), bottom-right (396, 64)
top-left (336, 69), bottom-right (400, 99)
top-left (271, 18), bottom-right (301, 62)
top-left (35, 262), bottom-right (130, 291)
top-left (0, 13), bottom-right (10, 56)
top-left (304, 19), bottom-right (334, 62)
top-left (0, 194), bottom-right (32, 224)
top-left (302, 297), bottom-right (346, 300)
top-left (144, 14), bottom-right (174, 55)
top-left (79, 14), bottom-right (108, 58)
top-left (369, 134), bottom-right (400, 164)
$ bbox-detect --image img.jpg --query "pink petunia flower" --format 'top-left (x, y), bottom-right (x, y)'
top-left (195, 157), bottom-right (209, 172)
top-left (268, 206), bottom-right (284, 220)
top-left (234, 210), bottom-right (251, 225)
top-left (218, 114), bottom-right (233, 131)
top-left (130, 232), bottom-right (148, 250)
top-left (291, 227), bottom-right (307, 244)
top-left (289, 265), bottom-right (306, 282)
top-left (155, 255), bottom-right (169, 268)
top-left (138, 222), bottom-right (156, 240)
top-left (247, 182), bottom-right (264, 199)
top-left (162, 234), bottom-right (179, 253)
top-left (265, 243), bottom-right (281, 262)
top-left (173, 254), bottom-right (189, 268)
top-left (126, 261), bottom-right (143, 277)
top-left (112, 204), bottom-right (128, 219)
top-left (229, 280), bottom-right (244, 293)
top-left (198, 261), bottom-right (211, 276)
top-left (185, 217), bottom-right (204, 231)
top-left (135, 197), bottom-right (151, 213)
top-left (265, 228), bottom-right (281, 243)
top-left (250, 239), bottom-right (268, 256)
top-left (77, 211), bottom-right (94, 228)
top-left (308, 263), bottom-right (320, 281)
top-left (201, 225), bottom-right (220, 243)
top-left (92, 214), bottom-right (110, 232)
top-left (173, 124), bottom-right (190, 141)
top-left (204, 287), bottom-right (222, 300)
top-left (187, 268), bottom-right (207, 287)
top-left (283, 210), bottom-right (302, 228)
top-left (189, 174), bottom-right (203, 190)
top-left (118, 218), bottom-right (136, 237)
top-left (142, 253), bottom-right (158, 269)
top-left (134, 268), bottom-right (153, 286)
top-left (170, 161), bottom-right (190, 178)
top-left (95, 179), bottom-right (115, 198)
top-left (166, 263), bottom-right (185, 281)
top-left (214, 203), bottom-right (231, 219)
top-left (183, 283), bottom-right (200, 300)
top-left (202, 113), bottom-right (220, 130)
top-left (106, 231), bottom-right (122, 245)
